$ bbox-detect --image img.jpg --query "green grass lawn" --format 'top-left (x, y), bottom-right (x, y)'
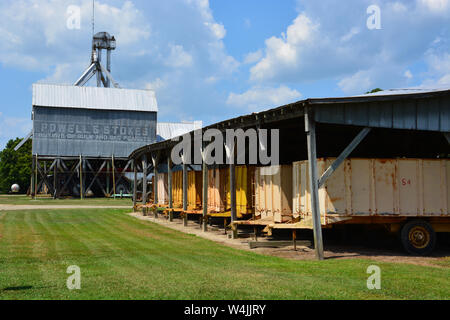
top-left (0, 208), bottom-right (448, 300)
top-left (0, 195), bottom-right (132, 206)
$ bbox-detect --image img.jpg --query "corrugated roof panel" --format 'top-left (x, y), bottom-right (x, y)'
top-left (157, 121), bottom-right (203, 142)
top-left (32, 83), bottom-right (158, 112)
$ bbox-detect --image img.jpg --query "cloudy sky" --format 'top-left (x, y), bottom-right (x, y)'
top-left (0, 0), bottom-right (450, 149)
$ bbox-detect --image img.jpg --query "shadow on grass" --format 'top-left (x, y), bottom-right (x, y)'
top-left (3, 286), bottom-right (33, 291)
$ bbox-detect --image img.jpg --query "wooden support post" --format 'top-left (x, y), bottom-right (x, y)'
top-left (53, 159), bottom-right (58, 199)
top-left (230, 162), bottom-right (237, 239)
top-left (202, 151), bottom-right (208, 232)
top-left (31, 155), bottom-right (36, 198)
top-left (168, 157), bottom-right (173, 209)
top-left (169, 209), bottom-right (173, 222)
top-left (106, 161), bottom-right (110, 196)
top-left (183, 212), bottom-right (188, 227)
top-left (182, 156), bottom-right (188, 226)
top-left (112, 155), bottom-right (116, 198)
top-left (293, 230), bottom-right (297, 251)
top-left (35, 154), bottom-right (38, 198)
top-left (305, 108), bottom-right (324, 260)
top-left (142, 155), bottom-right (148, 205)
top-left (133, 159), bottom-right (137, 208)
top-left (152, 153), bottom-right (158, 206)
top-left (182, 161), bottom-right (188, 212)
top-left (79, 155), bottom-right (83, 200)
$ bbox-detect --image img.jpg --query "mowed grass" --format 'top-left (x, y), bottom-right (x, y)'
top-left (0, 209), bottom-right (449, 300)
top-left (0, 195), bottom-right (131, 206)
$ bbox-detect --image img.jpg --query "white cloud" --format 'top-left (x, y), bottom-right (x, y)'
top-left (250, 14), bottom-right (318, 82)
top-left (404, 70), bottom-right (413, 79)
top-left (420, 52), bottom-right (450, 87)
top-left (338, 71), bottom-right (373, 94)
top-left (243, 1), bottom-right (450, 94)
top-left (0, 0), bottom-right (239, 125)
top-left (145, 78), bottom-right (166, 91)
top-left (205, 22), bottom-right (226, 40)
top-left (0, 114), bottom-right (32, 149)
top-left (244, 50), bottom-right (263, 64)
top-left (341, 27), bottom-right (360, 42)
top-left (165, 44), bottom-right (193, 68)
top-left (418, 0), bottom-right (450, 13)
top-left (227, 86), bottom-right (302, 111)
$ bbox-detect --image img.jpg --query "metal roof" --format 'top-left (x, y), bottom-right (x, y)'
top-left (32, 83), bottom-right (158, 112)
top-left (129, 87), bottom-right (450, 159)
top-left (157, 121), bottom-right (203, 142)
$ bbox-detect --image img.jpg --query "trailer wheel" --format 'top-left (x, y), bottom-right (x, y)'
top-left (400, 220), bottom-right (436, 256)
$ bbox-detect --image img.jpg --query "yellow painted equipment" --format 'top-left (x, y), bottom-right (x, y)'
top-left (172, 170), bottom-right (183, 208)
top-left (156, 172), bottom-right (168, 205)
top-left (226, 165), bottom-right (254, 217)
top-left (255, 165), bottom-right (293, 223)
top-left (207, 166), bottom-right (254, 218)
top-left (207, 168), bottom-right (227, 213)
top-left (188, 170), bottom-right (202, 210)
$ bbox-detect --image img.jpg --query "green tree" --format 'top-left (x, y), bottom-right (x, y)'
top-left (0, 138), bottom-right (32, 194)
top-left (366, 88), bottom-right (383, 94)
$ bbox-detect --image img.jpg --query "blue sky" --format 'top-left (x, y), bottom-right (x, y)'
top-left (1, 0), bottom-right (450, 150)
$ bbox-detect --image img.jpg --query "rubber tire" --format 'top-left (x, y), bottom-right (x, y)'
top-left (400, 220), bottom-right (436, 256)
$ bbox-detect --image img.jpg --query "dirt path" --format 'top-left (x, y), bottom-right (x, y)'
top-left (129, 212), bottom-right (450, 268)
top-left (0, 205), bottom-right (131, 211)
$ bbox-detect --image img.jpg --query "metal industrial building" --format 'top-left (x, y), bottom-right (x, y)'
top-left (30, 83), bottom-right (158, 198)
top-left (129, 87), bottom-right (450, 259)
top-left (17, 31), bottom-right (202, 199)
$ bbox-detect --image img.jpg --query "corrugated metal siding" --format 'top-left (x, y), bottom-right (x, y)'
top-left (293, 158), bottom-right (450, 223)
top-left (33, 84), bottom-right (158, 112)
top-left (255, 165), bottom-right (293, 223)
top-left (314, 96), bottom-right (450, 132)
top-left (32, 106), bottom-right (156, 158)
top-left (157, 121), bottom-right (203, 142)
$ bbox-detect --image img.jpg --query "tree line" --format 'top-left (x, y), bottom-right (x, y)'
top-left (0, 138), bottom-right (32, 194)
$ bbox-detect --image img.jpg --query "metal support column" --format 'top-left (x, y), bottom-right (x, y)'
top-left (53, 159), bottom-right (58, 199)
top-left (182, 157), bottom-right (188, 226)
top-left (142, 155), bottom-right (148, 205)
top-left (106, 49), bottom-right (111, 88)
top-left (305, 108), bottom-right (324, 260)
top-left (168, 157), bottom-right (173, 209)
top-left (152, 153), bottom-right (159, 205)
top-left (97, 49), bottom-right (102, 87)
top-left (112, 155), bottom-right (116, 198)
top-left (106, 161), bottom-right (110, 196)
top-left (133, 159), bottom-right (137, 208)
top-left (31, 155), bottom-right (36, 198)
top-left (79, 155), bottom-right (83, 200)
top-left (202, 150), bottom-right (208, 232)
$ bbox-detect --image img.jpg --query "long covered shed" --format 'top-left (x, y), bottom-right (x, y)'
top-left (129, 88), bottom-right (450, 259)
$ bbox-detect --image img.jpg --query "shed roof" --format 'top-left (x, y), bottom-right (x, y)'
top-left (129, 87), bottom-right (450, 159)
top-left (32, 83), bottom-right (158, 112)
top-left (157, 121), bottom-right (203, 142)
